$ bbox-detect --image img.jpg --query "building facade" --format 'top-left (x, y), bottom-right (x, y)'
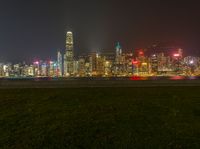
top-left (64, 31), bottom-right (74, 76)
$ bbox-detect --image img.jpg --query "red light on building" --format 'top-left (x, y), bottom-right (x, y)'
top-left (173, 53), bottom-right (180, 57)
top-left (132, 60), bottom-right (139, 65)
top-left (138, 49), bottom-right (144, 56)
top-left (139, 51), bottom-right (144, 55)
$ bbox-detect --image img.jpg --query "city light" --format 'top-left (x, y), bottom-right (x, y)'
top-left (0, 31), bottom-right (199, 78)
top-left (139, 50), bottom-right (144, 56)
top-left (34, 61), bottom-right (39, 65)
top-left (173, 53), bottom-right (180, 57)
top-left (142, 62), bottom-right (147, 66)
top-left (132, 60), bottom-right (139, 65)
top-left (190, 60), bottom-right (194, 64)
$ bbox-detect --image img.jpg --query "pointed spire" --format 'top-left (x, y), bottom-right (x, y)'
top-left (116, 42), bottom-right (121, 49)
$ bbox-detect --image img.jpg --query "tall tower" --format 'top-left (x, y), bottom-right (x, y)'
top-left (115, 42), bottom-right (124, 75)
top-left (115, 42), bottom-right (122, 64)
top-left (64, 31), bottom-right (74, 76)
top-left (57, 51), bottom-right (63, 76)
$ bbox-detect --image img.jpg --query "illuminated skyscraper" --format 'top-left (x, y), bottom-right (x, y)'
top-left (64, 31), bottom-right (74, 76)
top-left (78, 57), bottom-right (85, 76)
top-left (89, 52), bottom-right (97, 75)
top-left (115, 42), bottom-right (122, 64)
top-left (57, 51), bottom-right (63, 76)
top-left (150, 54), bottom-right (158, 73)
top-left (114, 42), bottom-right (125, 75)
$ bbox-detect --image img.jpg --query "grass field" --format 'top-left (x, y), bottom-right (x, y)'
top-left (0, 87), bottom-right (200, 148)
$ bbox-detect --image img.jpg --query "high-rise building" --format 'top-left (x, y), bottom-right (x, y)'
top-left (96, 54), bottom-right (106, 76)
top-left (125, 53), bottom-right (134, 75)
top-left (115, 42), bottom-right (122, 64)
top-left (27, 65), bottom-right (34, 76)
top-left (73, 60), bottom-right (79, 76)
top-left (172, 49), bottom-right (184, 73)
top-left (78, 57), bottom-right (85, 76)
top-left (0, 63), bottom-right (4, 77)
top-left (114, 42), bottom-right (125, 75)
top-left (57, 51), bottom-right (63, 76)
top-left (41, 62), bottom-right (48, 76)
top-left (64, 31), bottom-right (74, 76)
top-left (3, 63), bottom-right (12, 77)
top-left (48, 61), bottom-right (57, 77)
top-left (33, 61), bottom-right (40, 77)
top-left (150, 54), bottom-right (158, 74)
top-left (89, 52), bottom-right (97, 75)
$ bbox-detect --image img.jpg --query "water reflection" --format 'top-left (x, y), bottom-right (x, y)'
top-left (130, 76), bottom-right (148, 81)
top-left (130, 76), bottom-right (200, 81)
top-left (0, 76), bottom-right (200, 81)
top-left (169, 76), bottom-right (186, 80)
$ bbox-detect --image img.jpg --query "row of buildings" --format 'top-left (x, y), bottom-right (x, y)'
top-left (0, 31), bottom-right (200, 77)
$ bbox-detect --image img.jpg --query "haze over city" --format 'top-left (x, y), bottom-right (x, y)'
top-left (0, 0), bottom-right (200, 62)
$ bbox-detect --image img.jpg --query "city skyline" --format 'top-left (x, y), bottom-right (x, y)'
top-left (0, 30), bottom-right (198, 64)
top-left (0, 30), bottom-right (199, 78)
top-left (0, 0), bottom-right (200, 62)
top-left (1, 2), bottom-right (200, 149)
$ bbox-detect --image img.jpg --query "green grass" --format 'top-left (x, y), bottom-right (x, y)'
top-left (0, 87), bottom-right (200, 148)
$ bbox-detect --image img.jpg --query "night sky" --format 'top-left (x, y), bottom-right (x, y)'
top-left (0, 0), bottom-right (200, 62)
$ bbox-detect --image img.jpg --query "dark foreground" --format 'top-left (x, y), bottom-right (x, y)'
top-left (0, 87), bottom-right (200, 148)
top-left (1, 79), bottom-right (200, 88)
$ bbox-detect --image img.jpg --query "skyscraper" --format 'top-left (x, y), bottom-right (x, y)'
top-left (115, 42), bottom-right (122, 64)
top-left (57, 51), bottom-right (63, 76)
top-left (114, 42), bottom-right (125, 75)
top-left (64, 31), bottom-right (74, 76)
